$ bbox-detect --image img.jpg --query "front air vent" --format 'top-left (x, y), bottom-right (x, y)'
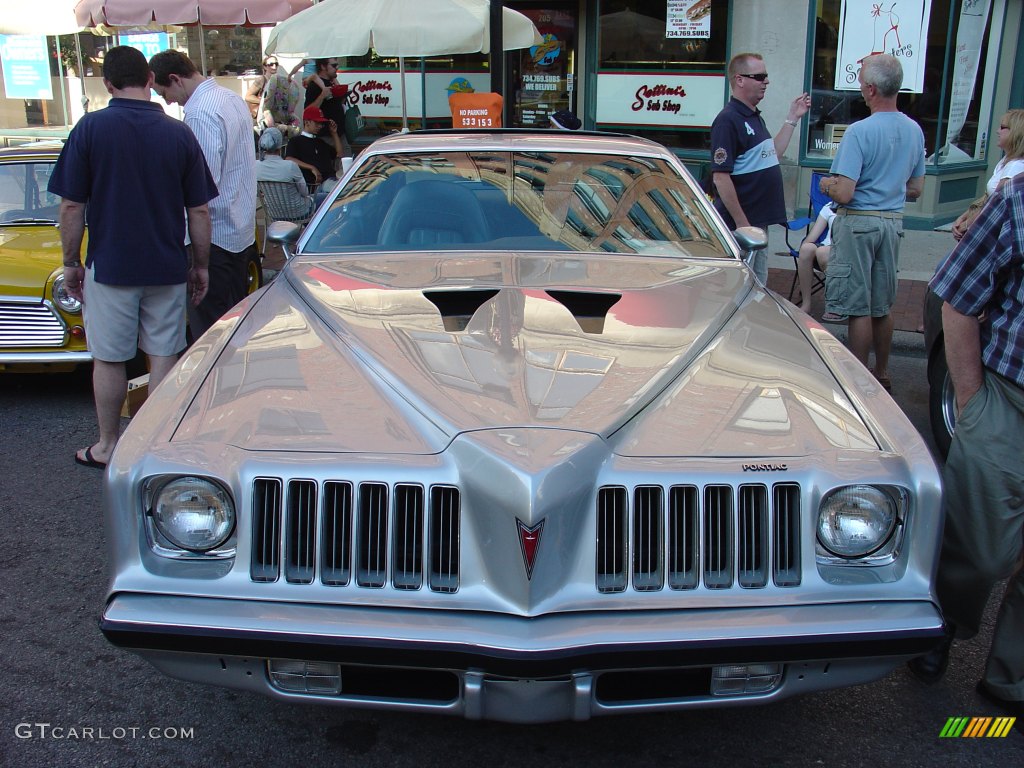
top-left (251, 478), bottom-right (282, 582)
top-left (703, 485), bottom-right (734, 589)
top-left (321, 481), bottom-right (353, 586)
top-left (357, 483), bottom-right (388, 588)
top-left (250, 479), bottom-right (460, 593)
top-left (596, 483), bottom-right (802, 592)
top-left (285, 480), bottom-right (317, 584)
top-left (773, 484), bottom-right (802, 586)
top-left (737, 485), bottom-right (768, 588)
top-left (632, 486), bottom-right (663, 591)
top-left (429, 486), bottom-right (460, 593)
top-left (392, 484), bottom-right (424, 590)
top-left (596, 487), bottom-right (628, 593)
top-left (668, 485), bottom-right (699, 589)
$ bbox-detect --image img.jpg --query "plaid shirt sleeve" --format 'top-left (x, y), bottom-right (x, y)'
top-left (929, 186), bottom-right (1013, 316)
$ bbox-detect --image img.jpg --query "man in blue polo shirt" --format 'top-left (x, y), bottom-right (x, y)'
top-left (49, 46), bottom-right (217, 470)
top-left (711, 52), bottom-right (810, 284)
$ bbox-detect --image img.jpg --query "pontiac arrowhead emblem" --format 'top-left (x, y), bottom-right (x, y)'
top-left (516, 518), bottom-right (545, 579)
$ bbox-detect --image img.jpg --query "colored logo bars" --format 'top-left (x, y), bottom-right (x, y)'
top-left (939, 716), bottom-right (1016, 738)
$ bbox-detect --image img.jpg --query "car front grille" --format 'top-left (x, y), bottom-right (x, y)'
top-left (596, 484), bottom-right (801, 592)
top-left (251, 479), bottom-right (461, 592)
top-left (0, 301), bottom-right (66, 347)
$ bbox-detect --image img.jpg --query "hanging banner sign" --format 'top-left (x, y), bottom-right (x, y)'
top-left (943, 0), bottom-right (992, 154)
top-left (0, 35), bottom-right (53, 100)
top-left (666, 0), bottom-right (712, 39)
top-left (118, 32), bottom-right (170, 60)
top-left (595, 72), bottom-right (725, 128)
top-left (835, 0), bottom-right (932, 92)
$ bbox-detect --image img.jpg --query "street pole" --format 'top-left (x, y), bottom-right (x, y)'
top-left (489, 0), bottom-right (505, 125)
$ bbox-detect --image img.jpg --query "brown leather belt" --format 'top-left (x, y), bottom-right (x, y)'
top-left (836, 207), bottom-right (903, 220)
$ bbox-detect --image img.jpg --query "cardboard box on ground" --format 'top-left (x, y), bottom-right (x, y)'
top-left (121, 374), bottom-right (149, 418)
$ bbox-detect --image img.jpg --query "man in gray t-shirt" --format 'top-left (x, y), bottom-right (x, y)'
top-left (817, 54), bottom-right (925, 390)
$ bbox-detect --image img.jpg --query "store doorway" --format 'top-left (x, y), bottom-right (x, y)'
top-left (506, 3), bottom-right (578, 128)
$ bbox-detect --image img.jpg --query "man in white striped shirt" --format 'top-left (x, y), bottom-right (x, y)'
top-left (150, 50), bottom-right (257, 339)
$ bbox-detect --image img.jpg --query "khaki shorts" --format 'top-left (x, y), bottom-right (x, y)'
top-left (83, 266), bottom-right (187, 362)
top-left (824, 213), bottom-right (901, 317)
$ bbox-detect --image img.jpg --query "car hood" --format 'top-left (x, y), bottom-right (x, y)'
top-left (173, 252), bottom-right (876, 457)
top-left (0, 225), bottom-right (64, 297)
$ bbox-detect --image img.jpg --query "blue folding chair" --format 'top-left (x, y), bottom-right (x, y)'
top-left (784, 170), bottom-right (831, 302)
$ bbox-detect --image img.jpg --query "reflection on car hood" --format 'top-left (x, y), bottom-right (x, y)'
top-left (174, 252), bottom-right (876, 457)
top-left (0, 226), bottom-right (64, 297)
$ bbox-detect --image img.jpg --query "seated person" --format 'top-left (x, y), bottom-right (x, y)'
top-left (286, 106), bottom-right (342, 195)
top-left (797, 202), bottom-right (835, 313)
top-left (256, 127), bottom-right (313, 220)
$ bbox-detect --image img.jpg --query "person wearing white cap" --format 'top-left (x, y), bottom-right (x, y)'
top-left (256, 128), bottom-right (313, 220)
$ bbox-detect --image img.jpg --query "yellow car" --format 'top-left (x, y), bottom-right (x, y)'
top-left (0, 143), bottom-right (89, 372)
top-left (0, 142), bottom-right (265, 372)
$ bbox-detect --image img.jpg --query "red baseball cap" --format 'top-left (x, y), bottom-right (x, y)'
top-left (302, 105), bottom-right (327, 122)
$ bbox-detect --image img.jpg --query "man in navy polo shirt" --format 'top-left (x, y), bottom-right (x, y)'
top-left (49, 46), bottom-right (217, 470)
top-left (711, 52), bottom-right (810, 284)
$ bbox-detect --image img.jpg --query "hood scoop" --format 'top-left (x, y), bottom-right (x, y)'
top-left (424, 288), bottom-right (620, 334)
top-left (546, 290), bottom-right (620, 333)
top-left (424, 289), bottom-right (499, 331)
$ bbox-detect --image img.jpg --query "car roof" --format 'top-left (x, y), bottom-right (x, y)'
top-left (361, 129), bottom-right (670, 158)
top-left (0, 142), bottom-right (64, 162)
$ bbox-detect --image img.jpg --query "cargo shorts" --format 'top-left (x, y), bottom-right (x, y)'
top-left (824, 212), bottom-right (902, 318)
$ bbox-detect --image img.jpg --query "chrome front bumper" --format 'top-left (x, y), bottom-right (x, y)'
top-left (103, 593), bottom-right (943, 722)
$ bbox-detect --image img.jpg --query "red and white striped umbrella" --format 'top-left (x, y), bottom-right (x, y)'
top-left (74, 0), bottom-right (312, 27)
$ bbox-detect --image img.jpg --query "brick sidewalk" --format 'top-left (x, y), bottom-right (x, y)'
top-left (766, 267), bottom-right (926, 333)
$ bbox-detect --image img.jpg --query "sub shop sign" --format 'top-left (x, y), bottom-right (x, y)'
top-left (595, 72), bottom-right (725, 127)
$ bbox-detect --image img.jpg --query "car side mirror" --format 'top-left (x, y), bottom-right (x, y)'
top-left (267, 221), bottom-right (301, 260)
top-left (732, 226), bottom-right (768, 265)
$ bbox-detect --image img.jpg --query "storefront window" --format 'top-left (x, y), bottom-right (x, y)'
top-left (187, 27), bottom-right (263, 75)
top-left (595, 0), bottom-right (728, 153)
top-left (338, 52), bottom-right (490, 134)
top-left (807, 0), bottom-right (996, 166)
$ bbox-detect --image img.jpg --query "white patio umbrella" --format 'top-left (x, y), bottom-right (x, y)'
top-left (265, 0), bottom-right (542, 130)
top-left (0, 1), bottom-right (84, 35)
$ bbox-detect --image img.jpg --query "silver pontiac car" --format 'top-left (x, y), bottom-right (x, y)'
top-left (102, 131), bottom-right (944, 723)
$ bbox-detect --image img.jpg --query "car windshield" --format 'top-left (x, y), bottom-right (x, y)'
top-left (302, 150), bottom-right (731, 258)
top-left (0, 161), bottom-right (60, 224)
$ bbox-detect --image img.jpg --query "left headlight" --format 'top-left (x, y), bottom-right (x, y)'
top-left (817, 485), bottom-right (898, 558)
top-left (52, 273), bottom-right (82, 313)
top-left (151, 477), bottom-right (235, 552)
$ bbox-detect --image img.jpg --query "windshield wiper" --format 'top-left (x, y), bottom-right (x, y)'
top-left (2, 218), bottom-right (57, 225)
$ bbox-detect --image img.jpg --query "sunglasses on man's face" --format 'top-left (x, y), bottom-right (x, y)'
top-left (737, 72), bottom-right (769, 82)
top-left (265, 61), bottom-right (278, 68)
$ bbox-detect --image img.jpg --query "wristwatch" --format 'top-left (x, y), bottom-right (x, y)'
top-left (63, 259), bottom-right (82, 267)
top-left (784, 119), bottom-right (799, 127)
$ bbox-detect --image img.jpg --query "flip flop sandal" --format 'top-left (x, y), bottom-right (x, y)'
top-left (821, 311), bottom-right (848, 322)
top-left (74, 446), bottom-right (107, 470)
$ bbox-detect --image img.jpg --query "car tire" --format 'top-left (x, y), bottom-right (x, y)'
top-left (246, 251), bottom-right (264, 294)
top-left (927, 346), bottom-right (955, 460)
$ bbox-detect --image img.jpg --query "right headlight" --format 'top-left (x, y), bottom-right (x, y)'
top-left (817, 485), bottom-right (898, 558)
top-left (151, 476), bottom-right (235, 553)
top-left (52, 273), bottom-right (82, 313)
